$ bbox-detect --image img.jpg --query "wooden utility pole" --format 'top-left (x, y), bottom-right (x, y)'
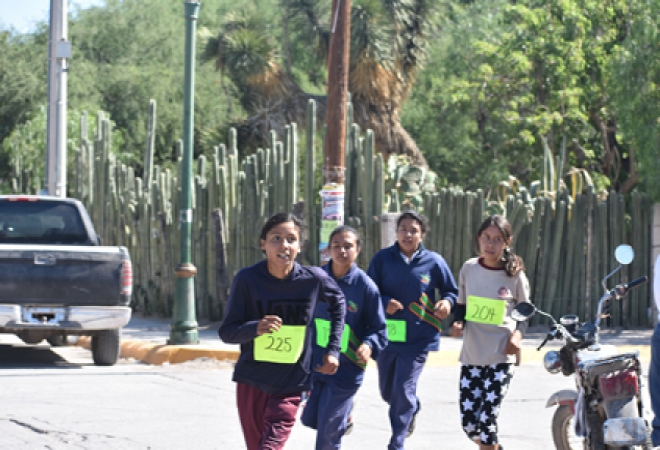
top-left (323, 0), bottom-right (351, 185)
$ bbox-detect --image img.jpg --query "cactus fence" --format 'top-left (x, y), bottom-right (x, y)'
top-left (9, 99), bottom-right (654, 328)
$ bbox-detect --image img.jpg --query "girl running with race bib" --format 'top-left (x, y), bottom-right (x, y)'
top-left (218, 212), bottom-right (346, 450)
top-left (452, 215), bottom-right (531, 450)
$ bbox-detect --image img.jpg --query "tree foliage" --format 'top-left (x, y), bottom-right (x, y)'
top-left (406, 0), bottom-right (657, 198)
top-left (0, 0), bottom-right (657, 200)
top-left (0, 0), bottom-right (243, 186)
top-left (201, 0), bottom-right (439, 165)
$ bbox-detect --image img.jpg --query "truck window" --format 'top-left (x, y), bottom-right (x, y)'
top-left (0, 201), bottom-right (90, 245)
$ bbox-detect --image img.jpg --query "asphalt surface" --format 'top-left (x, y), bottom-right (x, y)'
top-left (1, 314), bottom-right (655, 449)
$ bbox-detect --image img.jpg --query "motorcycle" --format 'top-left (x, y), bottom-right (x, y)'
top-left (512, 244), bottom-right (651, 449)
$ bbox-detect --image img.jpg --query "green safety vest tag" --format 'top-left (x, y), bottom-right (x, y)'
top-left (386, 319), bottom-right (407, 342)
top-left (254, 325), bottom-right (306, 363)
top-left (314, 318), bottom-right (350, 352)
top-left (466, 296), bottom-right (506, 325)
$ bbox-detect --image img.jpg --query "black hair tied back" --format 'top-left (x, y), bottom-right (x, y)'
top-left (502, 247), bottom-right (525, 277)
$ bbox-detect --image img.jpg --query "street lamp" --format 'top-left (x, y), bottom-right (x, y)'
top-left (169, 1), bottom-right (201, 345)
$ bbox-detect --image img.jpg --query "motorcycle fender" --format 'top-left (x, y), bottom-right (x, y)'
top-left (546, 389), bottom-right (578, 409)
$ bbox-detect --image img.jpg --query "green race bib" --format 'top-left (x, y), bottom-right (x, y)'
top-left (314, 318), bottom-right (350, 352)
top-left (254, 325), bottom-right (306, 363)
top-left (466, 296), bottom-right (506, 325)
top-left (386, 319), bottom-right (407, 342)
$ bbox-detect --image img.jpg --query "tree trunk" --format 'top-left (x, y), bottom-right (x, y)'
top-left (235, 92), bottom-right (427, 167)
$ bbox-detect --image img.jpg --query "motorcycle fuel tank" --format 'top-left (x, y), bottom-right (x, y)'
top-left (575, 344), bottom-right (619, 364)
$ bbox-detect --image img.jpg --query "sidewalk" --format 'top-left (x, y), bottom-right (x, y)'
top-left (76, 314), bottom-right (655, 366)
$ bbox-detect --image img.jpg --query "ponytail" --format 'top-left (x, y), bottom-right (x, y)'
top-left (502, 247), bottom-right (525, 277)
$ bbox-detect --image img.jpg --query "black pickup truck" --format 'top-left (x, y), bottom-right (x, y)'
top-left (0, 195), bottom-right (132, 365)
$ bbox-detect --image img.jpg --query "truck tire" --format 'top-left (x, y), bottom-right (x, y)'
top-left (47, 335), bottom-right (67, 347)
top-left (92, 329), bottom-right (121, 366)
top-left (551, 405), bottom-right (584, 450)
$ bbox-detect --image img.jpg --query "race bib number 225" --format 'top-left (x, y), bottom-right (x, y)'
top-left (254, 325), bottom-right (306, 363)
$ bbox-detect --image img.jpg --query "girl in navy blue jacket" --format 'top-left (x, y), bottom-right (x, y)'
top-left (302, 225), bottom-right (388, 449)
top-left (219, 213), bottom-right (346, 450)
top-left (367, 210), bottom-right (458, 450)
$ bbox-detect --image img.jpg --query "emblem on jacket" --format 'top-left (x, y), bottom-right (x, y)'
top-left (497, 286), bottom-right (512, 299)
top-left (347, 300), bottom-right (358, 313)
top-left (420, 273), bottom-right (430, 285)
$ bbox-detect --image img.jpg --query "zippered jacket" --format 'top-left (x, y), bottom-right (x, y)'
top-left (367, 243), bottom-right (458, 353)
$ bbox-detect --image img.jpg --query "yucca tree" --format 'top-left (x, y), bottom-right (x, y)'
top-left (201, 0), bottom-right (437, 165)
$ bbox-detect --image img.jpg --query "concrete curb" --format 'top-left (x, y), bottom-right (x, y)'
top-left (76, 337), bottom-right (240, 365)
top-left (76, 337), bottom-right (651, 367)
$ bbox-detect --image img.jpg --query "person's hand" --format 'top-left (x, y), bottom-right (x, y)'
top-left (434, 299), bottom-right (452, 319)
top-left (256, 315), bottom-right (282, 336)
top-left (315, 353), bottom-right (339, 375)
top-left (355, 343), bottom-right (372, 364)
top-left (386, 299), bottom-right (404, 315)
top-left (505, 330), bottom-right (522, 355)
top-left (451, 321), bottom-right (464, 337)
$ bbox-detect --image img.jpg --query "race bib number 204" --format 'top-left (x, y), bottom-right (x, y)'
top-left (466, 296), bottom-right (506, 325)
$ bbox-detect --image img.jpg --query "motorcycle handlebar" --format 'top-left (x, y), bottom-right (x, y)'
top-left (626, 276), bottom-right (649, 290)
top-left (537, 335), bottom-right (550, 351)
top-left (613, 276), bottom-right (649, 299)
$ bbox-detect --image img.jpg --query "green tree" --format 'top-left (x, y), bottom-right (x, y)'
top-left (608, 0), bottom-right (660, 200)
top-left (406, 0), bottom-right (645, 196)
top-left (202, 0), bottom-right (439, 165)
top-left (1, 106), bottom-right (121, 194)
top-left (0, 0), bottom-right (243, 181)
top-left (0, 30), bottom-right (49, 182)
top-left (68, 0), bottom-right (242, 167)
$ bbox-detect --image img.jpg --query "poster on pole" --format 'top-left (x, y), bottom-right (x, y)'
top-left (319, 184), bottom-right (344, 264)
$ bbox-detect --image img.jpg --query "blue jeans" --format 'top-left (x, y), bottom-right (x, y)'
top-left (650, 323), bottom-right (660, 446)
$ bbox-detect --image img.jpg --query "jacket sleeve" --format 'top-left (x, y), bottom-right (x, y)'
top-left (362, 285), bottom-right (388, 359)
top-left (367, 253), bottom-right (392, 310)
top-left (218, 270), bottom-right (260, 344)
top-left (320, 272), bottom-right (346, 359)
top-left (436, 256), bottom-right (458, 306)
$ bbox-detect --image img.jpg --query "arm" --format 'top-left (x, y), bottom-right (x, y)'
top-left (514, 271), bottom-right (532, 336)
top-left (315, 272), bottom-right (346, 374)
top-left (218, 271), bottom-right (261, 344)
top-left (367, 254), bottom-right (402, 315)
top-left (451, 265), bottom-right (468, 336)
top-left (505, 272), bottom-right (532, 354)
top-left (436, 257), bottom-right (459, 307)
top-left (357, 284), bottom-right (388, 362)
top-left (433, 257), bottom-right (459, 319)
top-left (367, 255), bottom-right (392, 310)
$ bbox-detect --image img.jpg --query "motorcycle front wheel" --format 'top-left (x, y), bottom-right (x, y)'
top-left (552, 405), bottom-right (585, 450)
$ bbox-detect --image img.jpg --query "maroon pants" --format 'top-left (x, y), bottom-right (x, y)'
top-left (236, 383), bottom-right (302, 450)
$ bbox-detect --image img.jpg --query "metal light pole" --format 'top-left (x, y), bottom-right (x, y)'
top-left (169, 0), bottom-right (200, 345)
top-left (45, 0), bottom-right (71, 197)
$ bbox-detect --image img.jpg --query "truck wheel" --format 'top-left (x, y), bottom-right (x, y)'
top-left (92, 329), bottom-right (121, 366)
top-left (47, 335), bottom-right (67, 347)
top-left (552, 405), bottom-right (584, 450)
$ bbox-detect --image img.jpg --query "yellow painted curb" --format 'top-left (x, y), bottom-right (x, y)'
top-left (76, 337), bottom-right (240, 365)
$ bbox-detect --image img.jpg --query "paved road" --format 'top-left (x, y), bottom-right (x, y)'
top-left (0, 330), bottom-right (655, 450)
top-left (1, 316), bottom-right (656, 449)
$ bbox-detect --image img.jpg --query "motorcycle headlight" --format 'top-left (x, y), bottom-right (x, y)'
top-left (544, 350), bottom-right (562, 374)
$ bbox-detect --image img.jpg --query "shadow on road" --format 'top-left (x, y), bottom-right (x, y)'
top-left (0, 343), bottom-right (85, 369)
